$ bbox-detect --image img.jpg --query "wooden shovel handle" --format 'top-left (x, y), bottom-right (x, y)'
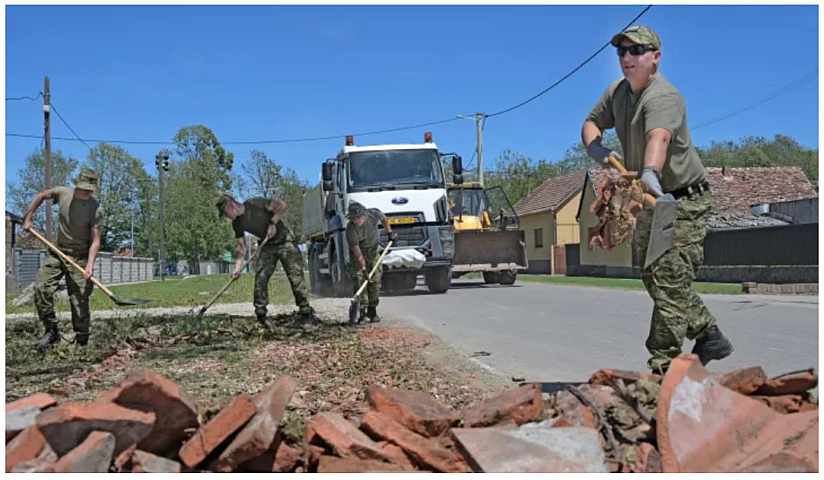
top-left (354, 240), bottom-right (394, 298)
top-left (201, 235), bottom-right (274, 312)
top-left (606, 153), bottom-right (657, 207)
top-left (28, 228), bottom-right (116, 298)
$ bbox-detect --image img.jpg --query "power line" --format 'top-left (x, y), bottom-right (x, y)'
top-left (6, 93), bottom-right (42, 101)
top-left (6, 115), bottom-right (462, 147)
top-left (691, 69), bottom-right (817, 131)
top-left (486, 5), bottom-right (653, 118)
top-left (50, 103), bottom-right (94, 151)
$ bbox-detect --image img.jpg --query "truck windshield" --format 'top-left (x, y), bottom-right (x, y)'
top-left (349, 149), bottom-right (443, 190)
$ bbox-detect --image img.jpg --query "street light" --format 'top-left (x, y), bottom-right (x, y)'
top-left (155, 150), bottom-right (171, 281)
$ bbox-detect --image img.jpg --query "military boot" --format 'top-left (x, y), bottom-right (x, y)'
top-left (367, 306), bottom-right (381, 323)
top-left (692, 325), bottom-right (734, 365)
top-left (298, 305), bottom-right (315, 320)
top-left (256, 313), bottom-right (270, 330)
top-left (75, 333), bottom-right (89, 347)
top-left (36, 326), bottom-right (60, 353)
top-left (358, 308), bottom-right (368, 324)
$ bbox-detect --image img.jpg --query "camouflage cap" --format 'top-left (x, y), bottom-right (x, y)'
top-left (215, 191), bottom-right (235, 218)
top-left (610, 25), bottom-right (661, 50)
top-left (347, 201), bottom-right (367, 219)
top-left (75, 168), bottom-right (100, 192)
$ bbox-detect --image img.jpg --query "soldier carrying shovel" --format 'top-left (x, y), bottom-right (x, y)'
top-left (346, 202), bottom-right (397, 323)
top-left (581, 25), bottom-right (733, 373)
top-left (216, 193), bottom-right (314, 327)
top-left (22, 168), bottom-right (104, 352)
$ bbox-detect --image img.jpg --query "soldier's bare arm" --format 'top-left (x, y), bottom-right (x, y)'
top-left (21, 188), bottom-right (57, 231)
top-left (643, 128), bottom-right (671, 172)
top-left (350, 244), bottom-right (366, 272)
top-left (84, 224), bottom-right (102, 280)
top-left (232, 237), bottom-right (246, 278)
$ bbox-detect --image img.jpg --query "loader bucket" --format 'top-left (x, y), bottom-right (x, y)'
top-left (451, 230), bottom-right (527, 271)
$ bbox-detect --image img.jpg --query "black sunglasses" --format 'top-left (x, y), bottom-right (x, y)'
top-left (616, 44), bottom-right (657, 57)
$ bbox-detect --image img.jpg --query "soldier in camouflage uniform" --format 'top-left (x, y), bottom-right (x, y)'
top-left (581, 25), bottom-right (733, 373)
top-left (346, 202), bottom-right (397, 323)
top-left (216, 193), bottom-right (313, 327)
top-left (23, 169), bottom-right (104, 352)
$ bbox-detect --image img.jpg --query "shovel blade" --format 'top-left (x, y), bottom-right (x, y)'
top-left (644, 194), bottom-right (678, 269)
top-left (113, 297), bottom-right (152, 306)
top-left (348, 299), bottom-right (360, 325)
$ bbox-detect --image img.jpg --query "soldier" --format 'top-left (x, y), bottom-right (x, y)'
top-left (216, 193), bottom-right (313, 327)
top-left (346, 202), bottom-right (397, 323)
top-left (581, 25), bottom-right (733, 373)
top-left (22, 169), bottom-right (104, 352)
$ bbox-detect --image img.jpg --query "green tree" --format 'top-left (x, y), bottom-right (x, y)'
top-left (163, 125), bottom-right (235, 271)
top-left (698, 134), bottom-right (818, 182)
top-left (484, 150), bottom-right (556, 205)
top-left (554, 131), bottom-right (623, 174)
top-left (7, 149), bottom-right (79, 233)
top-left (84, 143), bottom-right (153, 253)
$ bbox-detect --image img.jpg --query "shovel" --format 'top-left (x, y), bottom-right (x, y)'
top-left (28, 228), bottom-right (152, 306)
top-left (606, 153), bottom-right (677, 269)
top-left (349, 240), bottom-right (393, 325)
top-left (195, 235), bottom-right (272, 321)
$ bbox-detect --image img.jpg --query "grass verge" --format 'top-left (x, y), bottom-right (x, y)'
top-left (5, 272), bottom-right (298, 315)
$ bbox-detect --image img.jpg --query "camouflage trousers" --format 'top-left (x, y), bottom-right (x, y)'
top-left (350, 246), bottom-right (381, 308)
top-left (34, 250), bottom-right (94, 339)
top-left (254, 241), bottom-right (310, 317)
top-left (635, 191), bottom-right (717, 373)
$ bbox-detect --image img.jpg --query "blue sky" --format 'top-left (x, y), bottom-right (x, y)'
top-left (5, 4), bottom-right (819, 192)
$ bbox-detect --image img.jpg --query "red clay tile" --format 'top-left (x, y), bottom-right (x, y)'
top-left (657, 354), bottom-right (818, 473)
top-left (36, 400), bottom-right (155, 457)
top-left (178, 393), bottom-right (257, 469)
top-left (98, 368), bottom-right (199, 455)
top-left (366, 385), bottom-right (459, 437)
top-left (462, 384), bottom-right (544, 428)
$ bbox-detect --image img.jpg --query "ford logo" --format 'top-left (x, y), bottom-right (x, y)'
top-left (391, 197), bottom-right (409, 205)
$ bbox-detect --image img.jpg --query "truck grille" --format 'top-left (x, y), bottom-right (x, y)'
top-left (381, 213), bottom-right (428, 248)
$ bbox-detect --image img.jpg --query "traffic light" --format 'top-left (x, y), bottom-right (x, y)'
top-left (155, 151), bottom-right (170, 172)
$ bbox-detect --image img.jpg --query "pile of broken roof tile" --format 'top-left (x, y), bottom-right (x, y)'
top-left (5, 354), bottom-right (818, 473)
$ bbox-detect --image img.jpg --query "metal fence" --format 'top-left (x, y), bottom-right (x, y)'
top-left (12, 249), bottom-right (155, 290)
top-left (565, 222), bottom-right (819, 284)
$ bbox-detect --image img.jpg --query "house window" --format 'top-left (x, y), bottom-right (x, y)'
top-left (534, 228), bottom-right (544, 248)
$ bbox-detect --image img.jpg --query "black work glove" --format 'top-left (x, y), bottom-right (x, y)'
top-left (388, 231), bottom-right (399, 242)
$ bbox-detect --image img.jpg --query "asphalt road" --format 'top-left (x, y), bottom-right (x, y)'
top-left (380, 279), bottom-right (819, 382)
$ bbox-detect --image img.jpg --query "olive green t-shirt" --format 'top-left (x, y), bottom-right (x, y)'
top-left (51, 186), bottom-right (103, 254)
top-left (346, 208), bottom-right (386, 251)
top-left (232, 197), bottom-right (288, 244)
top-left (586, 74), bottom-right (706, 192)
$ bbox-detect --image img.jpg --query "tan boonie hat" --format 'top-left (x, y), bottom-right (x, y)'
top-left (215, 192), bottom-right (235, 218)
top-left (75, 168), bottom-right (99, 192)
top-left (611, 25), bottom-right (661, 50)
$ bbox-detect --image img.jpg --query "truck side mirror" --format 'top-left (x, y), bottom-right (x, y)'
top-left (452, 155), bottom-right (463, 175)
top-left (321, 161), bottom-right (334, 191)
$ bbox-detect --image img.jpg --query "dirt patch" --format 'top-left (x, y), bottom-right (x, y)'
top-left (6, 310), bottom-right (506, 443)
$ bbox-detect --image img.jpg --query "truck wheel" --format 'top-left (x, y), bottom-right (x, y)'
top-left (425, 267), bottom-right (451, 294)
top-left (498, 270), bottom-right (517, 285)
top-left (308, 248), bottom-right (321, 294)
top-left (482, 272), bottom-right (500, 284)
top-left (329, 250), bottom-right (352, 298)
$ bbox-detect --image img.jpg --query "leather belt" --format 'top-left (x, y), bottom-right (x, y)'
top-left (668, 180), bottom-right (710, 200)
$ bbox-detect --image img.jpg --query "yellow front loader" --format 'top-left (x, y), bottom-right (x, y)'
top-left (448, 182), bottom-right (527, 285)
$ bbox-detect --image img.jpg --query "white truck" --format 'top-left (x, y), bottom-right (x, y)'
top-left (303, 132), bottom-right (462, 296)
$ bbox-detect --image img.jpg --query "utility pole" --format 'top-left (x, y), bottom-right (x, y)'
top-left (43, 76), bottom-right (53, 240)
top-left (475, 113), bottom-right (485, 186)
top-left (155, 150), bottom-right (170, 281)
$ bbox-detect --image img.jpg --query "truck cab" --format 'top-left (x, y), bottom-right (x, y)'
top-left (303, 132), bottom-right (458, 296)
